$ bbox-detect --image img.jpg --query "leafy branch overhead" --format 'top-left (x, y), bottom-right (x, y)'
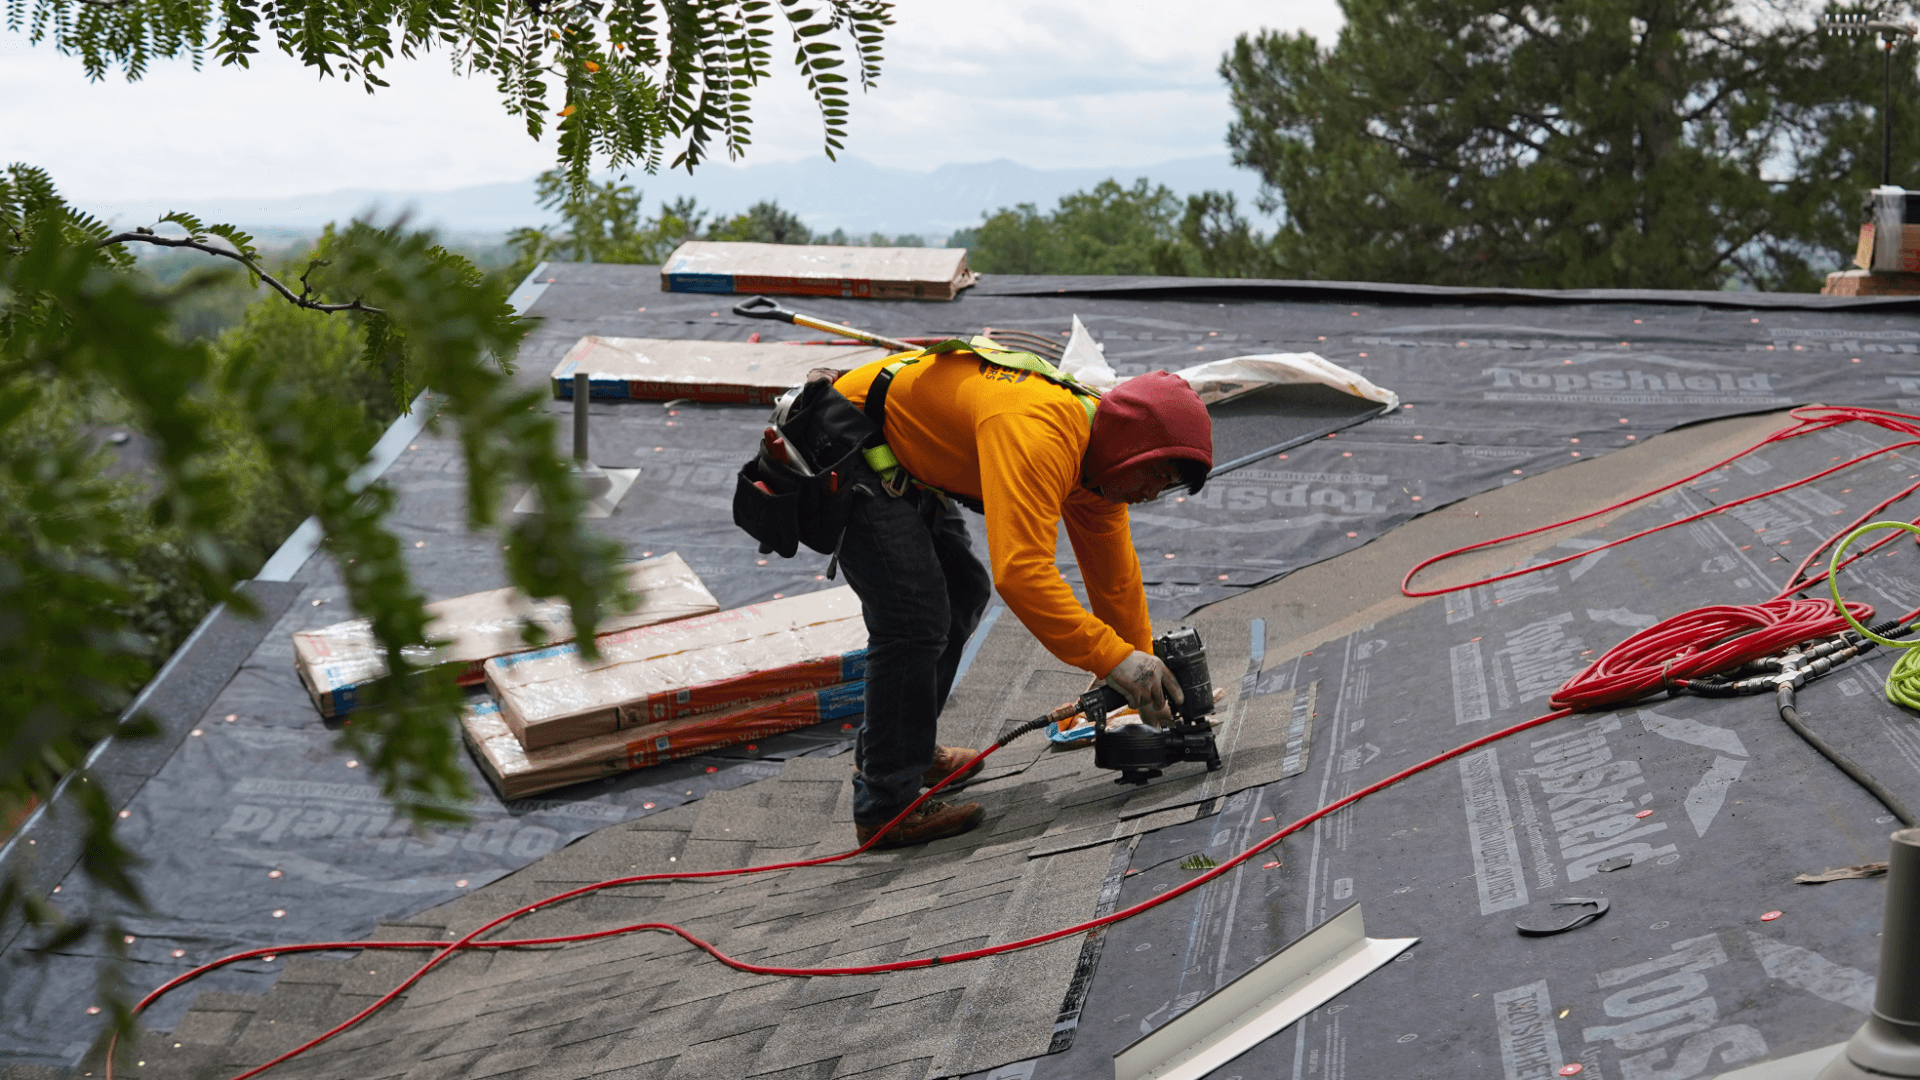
top-left (4, 165), bottom-right (636, 1050)
top-left (97, 215), bottom-right (383, 315)
top-left (12, 0), bottom-right (895, 188)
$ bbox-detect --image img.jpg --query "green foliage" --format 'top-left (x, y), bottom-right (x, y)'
top-left (955, 178), bottom-right (1193, 276)
top-left (827, 227), bottom-right (926, 246)
top-left (710, 200), bottom-right (814, 244)
top-left (155, 267), bottom-right (262, 341)
top-left (1172, 191), bottom-right (1280, 279)
top-left (13, 0), bottom-right (895, 189)
top-left (2, 167), bottom-right (264, 993)
top-left (509, 170), bottom-right (663, 276)
top-left (1220, 0), bottom-right (1920, 290)
top-left (218, 285), bottom-right (397, 444)
top-left (3, 167), bottom-right (633, 1054)
top-left (0, 259), bottom-right (386, 719)
top-left (506, 168), bottom-right (816, 280)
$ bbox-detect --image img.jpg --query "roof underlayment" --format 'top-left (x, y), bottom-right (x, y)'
top-left (9, 267), bottom-right (1920, 1079)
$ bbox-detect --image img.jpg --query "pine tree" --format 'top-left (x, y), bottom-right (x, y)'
top-left (1222, 0), bottom-right (1920, 290)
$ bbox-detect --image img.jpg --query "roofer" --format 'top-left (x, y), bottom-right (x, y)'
top-left (831, 346), bottom-right (1213, 848)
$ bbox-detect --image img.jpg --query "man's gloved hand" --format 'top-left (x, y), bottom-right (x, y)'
top-left (1104, 650), bottom-right (1185, 728)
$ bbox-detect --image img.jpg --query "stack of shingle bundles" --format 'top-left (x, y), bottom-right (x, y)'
top-left (462, 587), bottom-right (868, 800)
top-left (551, 337), bottom-right (888, 405)
top-left (659, 241), bottom-right (978, 301)
top-left (292, 553), bottom-right (719, 719)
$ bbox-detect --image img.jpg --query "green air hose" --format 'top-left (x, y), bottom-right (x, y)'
top-left (1828, 520), bottom-right (1920, 710)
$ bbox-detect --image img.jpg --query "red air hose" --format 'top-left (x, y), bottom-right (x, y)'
top-left (111, 706), bottom-right (1573, 1080)
top-left (108, 405), bottom-right (1920, 1078)
top-left (1405, 405), bottom-right (1920, 710)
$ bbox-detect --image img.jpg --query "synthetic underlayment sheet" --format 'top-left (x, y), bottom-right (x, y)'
top-left (10, 268), bottom-right (1920, 1069)
top-left (517, 263), bottom-right (1920, 617)
top-left (1008, 412), bottom-right (1920, 1080)
top-left (89, 405), bottom-right (1920, 1080)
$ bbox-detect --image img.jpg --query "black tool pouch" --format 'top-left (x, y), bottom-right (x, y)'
top-left (733, 455), bottom-right (804, 559)
top-left (731, 379), bottom-right (879, 566)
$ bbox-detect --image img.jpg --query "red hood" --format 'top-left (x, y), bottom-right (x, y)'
top-left (1082, 370), bottom-right (1213, 487)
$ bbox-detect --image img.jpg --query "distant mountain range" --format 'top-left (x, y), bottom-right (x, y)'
top-left (86, 154), bottom-right (1269, 240)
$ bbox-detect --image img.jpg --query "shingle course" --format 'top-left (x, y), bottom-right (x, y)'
top-left (146, 607), bottom-right (1293, 1080)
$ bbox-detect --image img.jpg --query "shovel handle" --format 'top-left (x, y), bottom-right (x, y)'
top-left (730, 295), bottom-right (914, 353)
top-left (733, 295), bottom-right (795, 322)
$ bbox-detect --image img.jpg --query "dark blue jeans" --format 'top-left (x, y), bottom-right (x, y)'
top-left (837, 486), bottom-right (993, 825)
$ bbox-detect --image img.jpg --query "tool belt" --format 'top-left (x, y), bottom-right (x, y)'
top-left (733, 338), bottom-right (1099, 567)
top-left (732, 376), bottom-right (880, 567)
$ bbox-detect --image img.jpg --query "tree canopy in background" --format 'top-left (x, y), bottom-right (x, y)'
top-left (506, 169), bottom-right (821, 280)
top-left (952, 178), bottom-right (1191, 276)
top-left (1218, 0), bottom-right (1920, 290)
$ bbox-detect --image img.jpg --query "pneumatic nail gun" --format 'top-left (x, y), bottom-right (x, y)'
top-left (1084, 627), bottom-right (1222, 786)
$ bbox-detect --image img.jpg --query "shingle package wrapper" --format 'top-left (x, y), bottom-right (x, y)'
top-left (461, 684), bottom-right (864, 800)
top-left (292, 554), bottom-right (719, 719)
top-left (659, 240), bottom-right (978, 300)
top-left (551, 336), bottom-right (887, 404)
top-left (485, 586), bottom-right (867, 750)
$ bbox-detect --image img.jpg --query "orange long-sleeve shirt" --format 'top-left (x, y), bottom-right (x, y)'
top-left (835, 351), bottom-right (1151, 677)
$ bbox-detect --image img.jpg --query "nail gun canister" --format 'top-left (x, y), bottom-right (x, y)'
top-left (1154, 627), bottom-right (1213, 724)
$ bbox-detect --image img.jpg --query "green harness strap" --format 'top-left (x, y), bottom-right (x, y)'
top-left (859, 338), bottom-right (1099, 489)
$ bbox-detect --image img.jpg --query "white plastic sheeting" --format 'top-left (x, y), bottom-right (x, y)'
top-left (1057, 313), bottom-right (1401, 411)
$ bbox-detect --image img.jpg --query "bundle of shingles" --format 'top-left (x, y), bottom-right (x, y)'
top-left (461, 586), bottom-right (869, 800)
top-left (291, 554), bottom-right (723, 718)
top-left (293, 554), bottom-right (870, 801)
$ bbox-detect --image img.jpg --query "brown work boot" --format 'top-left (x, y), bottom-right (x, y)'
top-left (921, 745), bottom-right (985, 790)
top-left (855, 799), bottom-right (986, 848)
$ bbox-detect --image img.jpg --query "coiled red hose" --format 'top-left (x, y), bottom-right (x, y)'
top-left (1405, 406), bottom-right (1920, 710)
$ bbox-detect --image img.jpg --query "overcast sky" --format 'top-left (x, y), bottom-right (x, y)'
top-left (2, 1), bottom-right (1344, 203)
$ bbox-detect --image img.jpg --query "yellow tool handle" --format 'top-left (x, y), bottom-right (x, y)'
top-left (732, 294), bottom-right (914, 352)
top-left (790, 313), bottom-right (914, 353)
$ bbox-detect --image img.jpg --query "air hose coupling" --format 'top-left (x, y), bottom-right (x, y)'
top-left (1689, 671), bottom-right (1787, 697)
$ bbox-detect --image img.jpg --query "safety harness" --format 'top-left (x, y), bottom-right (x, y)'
top-left (859, 336), bottom-right (1100, 511)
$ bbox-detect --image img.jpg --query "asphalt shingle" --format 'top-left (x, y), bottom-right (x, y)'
top-left (134, 595), bottom-right (1273, 1080)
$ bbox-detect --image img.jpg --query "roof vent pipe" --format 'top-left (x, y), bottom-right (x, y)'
top-left (515, 372), bottom-right (637, 517)
top-left (572, 372), bottom-right (613, 499)
top-left (1817, 827), bottom-right (1920, 1079)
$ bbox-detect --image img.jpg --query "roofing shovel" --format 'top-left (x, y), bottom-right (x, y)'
top-left (732, 295), bottom-right (916, 352)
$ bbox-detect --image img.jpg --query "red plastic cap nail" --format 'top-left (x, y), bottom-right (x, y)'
top-left (1559, 1065), bottom-right (1584, 1076)
top-left (1762, 910), bottom-right (1783, 922)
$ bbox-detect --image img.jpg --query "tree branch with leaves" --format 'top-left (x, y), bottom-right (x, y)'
top-left (13, 0), bottom-right (893, 189)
